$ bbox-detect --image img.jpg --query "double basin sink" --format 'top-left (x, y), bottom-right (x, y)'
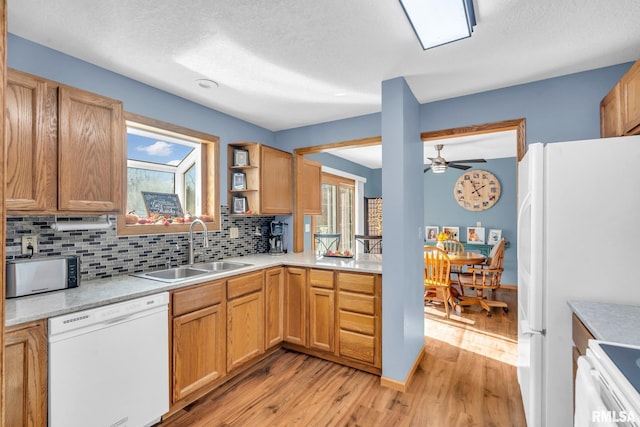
top-left (133, 261), bottom-right (253, 283)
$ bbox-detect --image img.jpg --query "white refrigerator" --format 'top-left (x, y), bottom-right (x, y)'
top-left (517, 136), bottom-right (640, 427)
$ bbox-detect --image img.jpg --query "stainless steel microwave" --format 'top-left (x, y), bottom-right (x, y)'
top-left (6, 256), bottom-right (80, 298)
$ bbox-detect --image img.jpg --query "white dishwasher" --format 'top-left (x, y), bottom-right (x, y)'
top-left (48, 292), bottom-right (169, 427)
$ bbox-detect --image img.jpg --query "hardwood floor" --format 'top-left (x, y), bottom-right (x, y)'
top-left (159, 290), bottom-right (526, 427)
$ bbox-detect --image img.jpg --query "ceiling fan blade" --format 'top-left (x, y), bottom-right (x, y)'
top-left (448, 164), bottom-right (472, 170)
top-left (423, 166), bottom-right (431, 173)
top-left (450, 159), bottom-right (486, 164)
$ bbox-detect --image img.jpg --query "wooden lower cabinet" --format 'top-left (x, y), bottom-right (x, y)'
top-left (227, 272), bottom-right (265, 371)
top-left (4, 320), bottom-right (47, 427)
top-left (265, 267), bottom-right (284, 349)
top-left (284, 267), bottom-right (307, 345)
top-left (171, 281), bottom-right (226, 405)
top-left (337, 272), bottom-right (381, 368)
top-left (308, 269), bottom-right (335, 352)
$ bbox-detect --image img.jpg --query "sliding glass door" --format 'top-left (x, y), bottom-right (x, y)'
top-left (313, 173), bottom-right (355, 253)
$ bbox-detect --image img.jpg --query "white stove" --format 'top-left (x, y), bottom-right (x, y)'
top-left (576, 340), bottom-right (640, 426)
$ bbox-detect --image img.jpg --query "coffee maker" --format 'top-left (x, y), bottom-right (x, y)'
top-left (268, 221), bottom-right (287, 256)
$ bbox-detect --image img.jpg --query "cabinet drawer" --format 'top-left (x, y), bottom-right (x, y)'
top-left (228, 271), bottom-right (264, 300)
top-left (339, 311), bottom-right (374, 335)
top-left (173, 281), bottom-right (224, 316)
top-left (309, 269), bottom-right (334, 289)
top-left (338, 272), bottom-right (375, 294)
top-left (572, 314), bottom-right (595, 356)
top-left (339, 330), bottom-right (375, 364)
top-left (339, 292), bottom-right (374, 315)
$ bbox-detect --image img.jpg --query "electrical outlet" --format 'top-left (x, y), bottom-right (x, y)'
top-left (21, 235), bottom-right (38, 255)
top-left (230, 227), bottom-right (239, 239)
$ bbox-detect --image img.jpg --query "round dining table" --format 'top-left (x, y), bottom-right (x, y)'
top-left (447, 251), bottom-right (486, 266)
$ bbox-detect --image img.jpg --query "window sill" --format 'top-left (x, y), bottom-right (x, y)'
top-left (115, 215), bottom-right (220, 236)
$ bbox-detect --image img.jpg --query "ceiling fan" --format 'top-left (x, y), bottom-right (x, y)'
top-left (424, 144), bottom-right (486, 173)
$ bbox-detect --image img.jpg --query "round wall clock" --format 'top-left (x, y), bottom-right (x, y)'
top-left (453, 170), bottom-right (501, 211)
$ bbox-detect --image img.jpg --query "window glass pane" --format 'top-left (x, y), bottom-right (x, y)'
top-left (127, 132), bottom-right (194, 167)
top-left (339, 185), bottom-right (354, 252)
top-left (317, 183), bottom-right (337, 234)
top-left (184, 163), bottom-right (196, 215)
top-left (127, 167), bottom-right (175, 216)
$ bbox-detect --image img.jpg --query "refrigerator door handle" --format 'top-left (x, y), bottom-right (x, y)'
top-left (522, 327), bottom-right (546, 336)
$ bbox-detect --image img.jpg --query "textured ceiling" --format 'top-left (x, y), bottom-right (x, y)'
top-left (8, 0), bottom-right (640, 134)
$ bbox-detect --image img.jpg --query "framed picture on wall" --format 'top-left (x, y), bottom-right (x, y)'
top-left (466, 227), bottom-right (485, 244)
top-left (425, 226), bottom-right (439, 241)
top-left (442, 226), bottom-right (459, 240)
top-left (488, 229), bottom-right (502, 245)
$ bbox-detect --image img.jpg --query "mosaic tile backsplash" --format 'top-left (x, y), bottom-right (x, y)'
top-left (6, 207), bottom-right (278, 281)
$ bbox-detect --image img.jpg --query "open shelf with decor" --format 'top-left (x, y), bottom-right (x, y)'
top-left (227, 142), bottom-right (292, 216)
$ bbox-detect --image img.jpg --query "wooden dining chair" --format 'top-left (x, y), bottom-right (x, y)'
top-left (441, 238), bottom-right (465, 256)
top-left (440, 239), bottom-right (465, 295)
top-left (314, 233), bottom-right (341, 254)
top-left (424, 246), bottom-right (455, 319)
top-left (457, 238), bottom-right (508, 317)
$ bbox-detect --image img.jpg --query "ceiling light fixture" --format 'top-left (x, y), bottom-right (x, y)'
top-left (431, 163), bottom-right (447, 174)
top-left (196, 78), bottom-right (219, 89)
top-left (399, 0), bottom-right (476, 50)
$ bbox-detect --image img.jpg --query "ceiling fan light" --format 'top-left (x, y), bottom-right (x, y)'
top-left (432, 163), bottom-right (447, 173)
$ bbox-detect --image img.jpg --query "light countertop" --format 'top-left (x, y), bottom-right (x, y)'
top-left (5, 252), bottom-right (382, 327)
top-left (568, 300), bottom-right (640, 346)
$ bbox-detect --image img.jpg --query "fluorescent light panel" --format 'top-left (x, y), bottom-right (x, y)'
top-left (400, 0), bottom-right (476, 50)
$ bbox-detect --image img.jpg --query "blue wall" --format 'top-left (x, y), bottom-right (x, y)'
top-left (425, 158), bottom-right (517, 283)
top-left (306, 152), bottom-right (382, 198)
top-left (420, 63), bottom-right (632, 143)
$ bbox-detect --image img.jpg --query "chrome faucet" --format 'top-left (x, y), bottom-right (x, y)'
top-left (188, 219), bottom-right (209, 264)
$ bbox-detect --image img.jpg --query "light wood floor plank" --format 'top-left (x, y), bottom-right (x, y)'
top-left (159, 290), bottom-right (526, 427)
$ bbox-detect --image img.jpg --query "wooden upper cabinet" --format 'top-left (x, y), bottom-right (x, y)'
top-left (5, 69), bottom-right (125, 214)
top-left (5, 70), bottom-right (49, 211)
top-left (301, 157), bottom-right (321, 215)
top-left (600, 82), bottom-right (622, 138)
top-left (260, 145), bottom-right (292, 214)
top-left (601, 59), bottom-right (640, 137)
top-left (622, 60), bottom-right (640, 135)
top-left (58, 85), bottom-right (124, 213)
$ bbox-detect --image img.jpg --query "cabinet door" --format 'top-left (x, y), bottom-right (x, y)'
top-left (301, 157), bottom-right (322, 215)
top-left (308, 287), bottom-right (335, 352)
top-left (173, 304), bottom-right (226, 403)
top-left (5, 70), bottom-right (49, 211)
top-left (260, 145), bottom-right (292, 214)
top-left (622, 60), bottom-right (640, 134)
top-left (58, 85), bottom-right (124, 212)
top-left (600, 82), bottom-right (622, 138)
top-left (227, 291), bottom-right (265, 371)
top-left (5, 320), bottom-right (47, 427)
top-left (265, 267), bottom-right (284, 349)
top-left (284, 267), bottom-right (307, 345)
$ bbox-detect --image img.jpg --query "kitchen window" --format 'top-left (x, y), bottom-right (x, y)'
top-left (116, 113), bottom-right (220, 235)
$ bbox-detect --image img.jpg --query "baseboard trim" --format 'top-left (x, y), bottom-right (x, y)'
top-left (380, 344), bottom-right (425, 392)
